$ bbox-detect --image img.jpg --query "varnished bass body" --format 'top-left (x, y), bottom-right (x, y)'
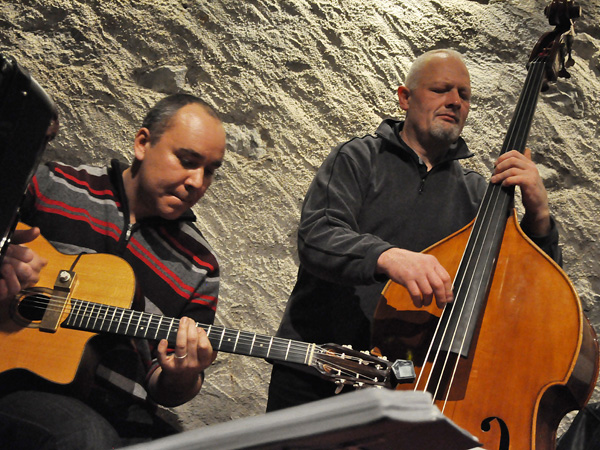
top-left (372, 212), bottom-right (599, 449)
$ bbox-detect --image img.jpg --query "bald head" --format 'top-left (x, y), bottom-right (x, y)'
top-left (404, 49), bottom-right (468, 91)
top-left (396, 49), bottom-right (471, 166)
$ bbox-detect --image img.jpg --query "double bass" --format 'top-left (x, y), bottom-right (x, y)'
top-left (371, 1), bottom-right (599, 449)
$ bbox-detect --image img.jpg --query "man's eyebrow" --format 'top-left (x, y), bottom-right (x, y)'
top-left (177, 148), bottom-right (203, 159)
top-left (178, 147), bottom-right (223, 166)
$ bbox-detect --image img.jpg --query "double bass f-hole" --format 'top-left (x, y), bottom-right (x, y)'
top-left (372, 1), bottom-right (598, 449)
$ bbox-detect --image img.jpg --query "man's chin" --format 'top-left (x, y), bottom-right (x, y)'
top-left (430, 124), bottom-right (461, 144)
top-left (158, 204), bottom-right (188, 220)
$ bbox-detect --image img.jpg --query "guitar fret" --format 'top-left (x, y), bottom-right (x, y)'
top-left (232, 329), bottom-right (241, 353)
top-left (217, 327), bottom-right (225, 350)
top-left (228, 330), bottom-right (251, 356)
top-left (249, 333), bottom-right (256, 355)
top-left (116, 309), bottom-right (125, 334)
top-left (140, 313), bottom-right (147, 337)
top-left (108, 308), bottom-right (118, 333)
top-left (144, 313), bottom-right (153, 338)
top-left (167, 317), bottom-right (177, 343)
top-left (66, 300), bottom-right (80, 326)
top-left (220, 328), bottom-right (235, 353)
top-left (113, 309), bottom-right (125, 333)
top-left (284, 340), bottom-right (292, 361)
top-left (124, 310), bottom-right (133, 334)
top-left (305, 343), bottom-right (314, 365)
top-left (71, 301), bottom-right (81, 327)
top-left (154, 315), bottom-right (163, 340)
top-left (78, 302), bottom-right (90, 328)
top-left (133, 311), bottom-right (149, 338)
top-left (85, 303), bottom-right (97, 330)
top-left (139, 312), bottom-right (149, 338)
top-left (142, 313), bottom-right (152, 338)
top-left (99, 304), bottom-right (109, 332)
top-left (133, 311), bottom-right (141, 336)
top-left (90, 304), bottom-right (102, 331)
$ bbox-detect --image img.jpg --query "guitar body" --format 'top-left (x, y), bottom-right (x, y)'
top-left (0, 224), bottom-right (135, 384)
top-left (372, 214), bottom-right (599, 449)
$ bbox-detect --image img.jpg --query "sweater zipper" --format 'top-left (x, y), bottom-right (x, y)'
top-left (118, 222), bottom-right (138, 254)
top-left (124, 223), bottom-right (135, 242)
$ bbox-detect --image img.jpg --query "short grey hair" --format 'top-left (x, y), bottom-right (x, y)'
top-left (404, 49), bottom-right (466, 90)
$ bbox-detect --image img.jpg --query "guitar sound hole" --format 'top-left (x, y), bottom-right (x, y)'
top-left (18, 293), bottom-right (50, 321)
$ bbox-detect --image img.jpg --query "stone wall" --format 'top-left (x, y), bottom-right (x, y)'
top-left (1, 0), bottom-right (599, 435)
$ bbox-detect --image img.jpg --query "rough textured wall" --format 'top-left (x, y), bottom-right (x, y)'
top-left (1, 0), bottom-right (599, 435)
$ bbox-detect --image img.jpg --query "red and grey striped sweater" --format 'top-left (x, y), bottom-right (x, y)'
top-left (21, 160), bottom-right (220, 404)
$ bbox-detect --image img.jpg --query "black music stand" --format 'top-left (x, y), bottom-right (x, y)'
top-left (124, 389), bottom-right (480, 450)
top-left (0, 54), bottom-right (56, 261)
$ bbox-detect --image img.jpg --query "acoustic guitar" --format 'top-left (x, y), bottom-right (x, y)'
top-left (0, 223), bottom-right (414, 390)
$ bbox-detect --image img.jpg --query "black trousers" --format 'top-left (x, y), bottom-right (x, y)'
top-left (557, 403), bottom-right (600, 450)
top-left (266, 363), bottom-right (354, 412)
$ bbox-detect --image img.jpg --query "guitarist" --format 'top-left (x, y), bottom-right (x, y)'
top-left (0, 94), bottom-right (225, 449)
top-left (267, 49), bottom-right (563, 412)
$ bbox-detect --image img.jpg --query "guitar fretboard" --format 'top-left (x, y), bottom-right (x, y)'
top-left (64, 299), bottom-right (315, 366)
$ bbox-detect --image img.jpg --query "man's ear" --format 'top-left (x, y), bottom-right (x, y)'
top-left (397, 86), bottom-right (410, 111)
top-left (134, 128), bottom-right (151, 161)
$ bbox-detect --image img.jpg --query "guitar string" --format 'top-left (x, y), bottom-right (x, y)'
top-left (419, 57), bottom-right (546, 409)
top-left (13, 290), bottom-right (387, 384)
top-left (14, 291), bottom-right (365, 358)
top-left (17, 294), bottom-right (383, 384)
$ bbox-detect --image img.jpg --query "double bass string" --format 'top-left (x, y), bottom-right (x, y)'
top-left (418, 58), bottom-right (548, 410)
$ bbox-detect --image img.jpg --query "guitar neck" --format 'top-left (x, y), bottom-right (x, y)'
top-left (64, 298), bottom-right (316, 366)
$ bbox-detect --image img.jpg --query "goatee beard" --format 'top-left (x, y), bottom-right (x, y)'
top-left (430, 122), bottom-right (461, 146)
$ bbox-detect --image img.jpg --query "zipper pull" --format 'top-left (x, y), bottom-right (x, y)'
top-left (124, 223), bottom-right (134, 242)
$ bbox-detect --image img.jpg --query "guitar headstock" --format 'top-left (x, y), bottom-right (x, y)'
top-left (313, 343), bottom-right (415, 391)
top-left (529, 0), bottom-right (581, 91)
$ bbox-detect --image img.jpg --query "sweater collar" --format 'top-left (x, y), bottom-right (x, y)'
top-left (375, 119), bottom-right (474, 165)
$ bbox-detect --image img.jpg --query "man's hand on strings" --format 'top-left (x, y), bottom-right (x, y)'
top-left (491, 148), bottom-right (551, 236)
top-left (0, 227), bottom-right (47, 302)
top-left (149, 316), bottom-right (217, 406)
top-left (377, 248), bottom-right (453, 309)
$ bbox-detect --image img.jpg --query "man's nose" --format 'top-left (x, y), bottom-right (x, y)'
top-left (446, 89), bottom-right (461, 108)
top-left (186, 168), bottom-right (204, 189)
